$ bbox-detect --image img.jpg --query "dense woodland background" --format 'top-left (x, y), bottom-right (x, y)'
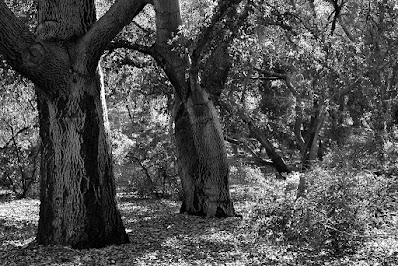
top-left (1, 0), bottom-right (398, 265)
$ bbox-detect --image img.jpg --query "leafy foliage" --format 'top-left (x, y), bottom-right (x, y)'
top-left (0, 66), bottom-right (39, 198)
top-left (252, 167), bottom-right (398, 256)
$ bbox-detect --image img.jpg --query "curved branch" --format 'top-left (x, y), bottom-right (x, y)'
top-left (0, 1), bottom-right (39, 82)
top-left (225, 135), bottom-right (272, 167)
top-left (77, 0), bottom-right (149, 71)
top-left (220, 99), bottom-right (291, 173)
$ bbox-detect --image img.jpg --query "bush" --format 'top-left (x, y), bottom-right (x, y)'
top-left (324, 129), bottom-right (380, 170)
top-left (253, 168), bottom-right (393, 256)
top-left (324, 127), bottom-right (398, 173)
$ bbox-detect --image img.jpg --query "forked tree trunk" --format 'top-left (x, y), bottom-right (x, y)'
top-left (33, 0), bottom-right (130, 248)
top-left (0, 0), bottom-right (152, 248)
top-left (153, 0), bottom-right (237, 217)
top-left (175, 82), bottom-right (236, 217)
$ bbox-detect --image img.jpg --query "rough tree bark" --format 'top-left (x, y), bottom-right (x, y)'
top-left (151, 0), bottom-right (240, 217)
top-left (0, 0), bottom-right (148, 248)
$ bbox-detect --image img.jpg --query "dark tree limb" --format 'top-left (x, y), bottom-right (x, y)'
top-left (190, 0), bottom-right (243, 74)
top-left (0, 1), bottom-right (41, 84)
top-left (77, 0), bottom-right (149, 72)
top-left (220, 100), bottom-right (291, 174)
top-left (0, 126), bottom-right (34, 150)
top-left (108, 39), bottom-right (155, 56)
top-left (225, 136), bottom-right (274, 167)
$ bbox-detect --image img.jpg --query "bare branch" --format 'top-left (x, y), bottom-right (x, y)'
top-left (116, 55), bottom-right (153, 69)
top-left (254, 67), bottom-right (301, 98)
top-left (0, 1), bottom-right (40, 82)
top-left (132, 21), bottom-right (154, 35)
top-left (220, 99), bottom-right (291, 173)
top-left (108, 39), bottom-right (154, 56)
top-left (225, 136), bottom-right (274, 167)
top-left (0, 126), bottom-right (35, 150)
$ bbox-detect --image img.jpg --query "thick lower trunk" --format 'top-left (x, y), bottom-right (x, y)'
top-left (175, 83), bottom-right (236, 217)
top-left (36, 70), bottom-right (128, 249)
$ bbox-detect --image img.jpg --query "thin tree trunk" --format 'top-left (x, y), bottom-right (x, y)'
top-left (301, 104), bottom-right (327, 169)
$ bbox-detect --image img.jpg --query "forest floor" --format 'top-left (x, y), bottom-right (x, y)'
top-left (1, 169), bottom-right (398, 265)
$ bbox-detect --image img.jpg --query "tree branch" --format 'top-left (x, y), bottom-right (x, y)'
top-left (132, 21), bottom-right (154, 35)
top-left (115, 55), bottom-right (153, 69)
top-left (0, 126), bottom-right (33, 150)
top-left (108, 39), bottom-right (154, 56)
top-left (220, 99), bottom-right (291, 173)
top-left (108, 39), bottom-right (168, 71)
top-left (77, 0), bottom-right (149, 71)
top-left (254, 67), bottom-right (301, 98)
top-left (225, 136), bottom-right (274, 167)
top-left (254, 67), bottom-right (306, 150)
top-left (190, 0), bottom-right (243, 74)
top-left (0, 1), bottom-right (40, 83)
top-left (8, 124), bottom-right (27, 196)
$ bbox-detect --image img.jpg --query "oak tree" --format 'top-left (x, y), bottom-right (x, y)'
top-left (0, 0), bottom-right (152, 248)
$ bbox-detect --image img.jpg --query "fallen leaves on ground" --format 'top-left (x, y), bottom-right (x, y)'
top-left (0, 182), bottom-right (397, 265)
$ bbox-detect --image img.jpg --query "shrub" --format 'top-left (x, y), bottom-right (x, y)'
top-left (324, 127), bottom-right (398, 173)
top-left (253, 168), bottom-right (391, 256)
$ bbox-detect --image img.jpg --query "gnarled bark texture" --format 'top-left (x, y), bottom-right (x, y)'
top-left (36, 65), bottom-right (128, 248)
top-left (175, 83), bottom-right (236, 217)
top-left (153, 0), bottom-right (237, 217)
top-left (0, 0), bottom-right (148, 248)
top-left (34, 0), bottom-right (128, 249)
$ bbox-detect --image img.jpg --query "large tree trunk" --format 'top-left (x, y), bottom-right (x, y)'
top-left (175, 82), bottom-right (236, 217)
top-left (33, 0), bottom-right (129, 248)
top-left (0, 0), bottom-right (151, 248)
top-left (153, 0), bottom-right (237, 217)
top-left (36, 66), bottom-right (128, 248)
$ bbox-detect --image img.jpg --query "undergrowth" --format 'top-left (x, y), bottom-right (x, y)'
top-left (249, 167), bottom-right (398, 257)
